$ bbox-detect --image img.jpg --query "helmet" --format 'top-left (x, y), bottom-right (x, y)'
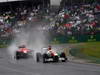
top-left (19, 45), bottom-right (26, 48)
top-left (48, 45), bottom-right (51, 50)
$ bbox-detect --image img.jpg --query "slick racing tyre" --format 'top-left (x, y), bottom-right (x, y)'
top-left (15, 52), bottom-right (20, 60)
top-left (36, 53), bottom-right (41, 62)
top-left (60, 52), bottom-right (67, 62)
top-left (43, 54), bottom-right (48, 63)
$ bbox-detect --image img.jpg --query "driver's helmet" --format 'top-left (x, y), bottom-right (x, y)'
top-left (19, 45), bottom-right (26, 48)
top-left (48, 45), bottom-right (52, 50)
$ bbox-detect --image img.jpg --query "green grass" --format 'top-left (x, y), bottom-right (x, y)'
top-left (70, 42), bottom-right (100, 64)
top-left (0, 44), bottom-right (8, 48)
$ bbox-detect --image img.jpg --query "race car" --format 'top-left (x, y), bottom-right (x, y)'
top-left (14, 45), bottom-right (34, 60)
top-left (36, 46), bottom-right (68, 63)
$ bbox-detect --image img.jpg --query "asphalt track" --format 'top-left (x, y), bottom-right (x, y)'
top-left (0, 19), bottom-right (100, 75)
top-left (0, 48), bottom-right (100, 75)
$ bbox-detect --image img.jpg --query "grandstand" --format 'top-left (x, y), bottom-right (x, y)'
top-left (0, 0), bottom-right (49, 45)
top-left (0, 0), bottom-right (99, 45)
top-left (48, 0), bottom-right (100, 43)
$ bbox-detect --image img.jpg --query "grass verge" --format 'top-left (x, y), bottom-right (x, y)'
top-left (0, 44), bottom-right (8, 48)
top-left (70, 42), bottom-right (100, 64)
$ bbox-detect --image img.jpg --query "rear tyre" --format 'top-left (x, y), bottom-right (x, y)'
top-left (15, 52), bottom-right (20, 60)
top-left (62, 59), bottom-right (66, 62)
top-left (16, 57), bottom-right (19, 60)
top-left (36, 53), bottom-right (41, 62)
top-left (60, 52), bottom-right (67, 62)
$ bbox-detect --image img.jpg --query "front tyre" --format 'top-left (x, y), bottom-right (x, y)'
top-left (43, 54), bottom-right (48, 63)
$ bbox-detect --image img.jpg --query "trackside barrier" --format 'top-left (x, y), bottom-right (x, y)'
top-left (50, 34), bottom-right (100, 44)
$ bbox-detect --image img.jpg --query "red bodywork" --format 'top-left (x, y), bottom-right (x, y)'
top-left (18, 48), bottom-right (30, 53)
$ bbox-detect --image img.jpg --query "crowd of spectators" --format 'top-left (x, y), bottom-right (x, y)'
top-left (0, 1), bottom-right (100, 44)
top-left (0, 5), bottom-right (42, 37)
top-left (46, 3), bottom-right (100, 36)
top-left (0, 4), bottom-right (45, 45)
